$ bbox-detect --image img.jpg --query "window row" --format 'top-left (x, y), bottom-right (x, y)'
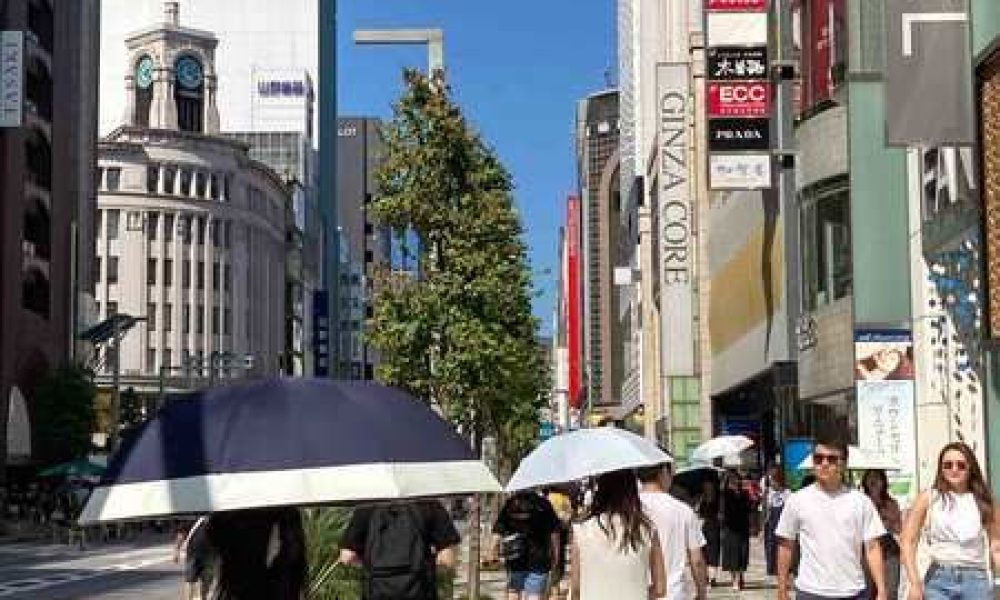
top-left (95, 301), bottom-right (232, 337)
top-left (96, 164), bottom-right (233, 202)
top-left (94, 255), bottom-right (232, 292)
top-left (96, 209), bottom-right (233, 248)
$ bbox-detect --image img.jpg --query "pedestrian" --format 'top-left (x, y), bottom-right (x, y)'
top-left (762, 465), bottom-right (792, 578)
top-left (174, 516), bottom-right (212, 600)
top-left (719, 470), bottom-right (752, 591)
top-left (695, 477), bottom-right (722, 585)
top-left (861, 469), bottom-right (902, 600)
top-left (775, 435), bottom-right (888, 600)
top-left (545, 486), bottom-right (574, 598)
top-left (495, 491), bottom-right (561, 600)
top-left (638, 462), bottom-right (709, 600)
top-left (900, 442), bottom-right (1000, 600)
top-left (206, 507), bottom-right (307, 600)
top-left (570, 468), bottom-right (666, 600)
top-left (339, 499), bottom-right (461, 600)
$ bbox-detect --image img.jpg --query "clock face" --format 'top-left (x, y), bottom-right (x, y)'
top-left (136, 56), bottom-right (154, 89)
top-left (175, 56), bottom-right (203, 90)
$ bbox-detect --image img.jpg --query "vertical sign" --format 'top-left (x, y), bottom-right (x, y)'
top-left (0, 31), bottom-right (23, 128)
top-left (565, 196), bottom-right (582, 408)
top-left (885, 0), bottom-right (974, 145)
top-left (312, 290), bottom-right (329, 377)
top-left (854, 330), bottom-right (917, 503)
top-left (656, 64), bottom-right (695, 376)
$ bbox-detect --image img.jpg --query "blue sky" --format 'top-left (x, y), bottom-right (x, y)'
top-left (337, 1), bottom-right (615, 336)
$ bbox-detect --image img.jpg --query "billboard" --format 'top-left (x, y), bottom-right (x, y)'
top-left (0, 31), bottom-right (23, 128)
top-left (709, 153), bottom-right (772, 189)
top-left (656, 64), bottom-right (695, 376)
top-left (707, 46), bottom-right (769, 80)
top-left (565, 196), bottom-right (582, 408)
top-left (706, 0), bottom-right (768, 10)
top-left (708, 118), bottom-right (771, 151)
top-left (708, 81), bottom-right (772, 117)
top-left (854, 330), bottom-right (917, 503)
top-left (706, 12), bottom-right (769, 46)
top-left (884, 0), bottom-right (975, 146)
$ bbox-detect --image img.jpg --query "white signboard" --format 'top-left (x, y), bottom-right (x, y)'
top-left (0, 31), bottom-right (24, 128)
top-left (656, 63), bottom-right (695, 376)
top-left (709, 153), bottom-right (772, 189)
top-left (706, 12), bottom-right (769, 46)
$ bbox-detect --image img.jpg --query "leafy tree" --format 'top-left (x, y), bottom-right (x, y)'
top-left (366, 69), bottom-right (548, 599)
top-left (30, 365), bottom-right (97, 465)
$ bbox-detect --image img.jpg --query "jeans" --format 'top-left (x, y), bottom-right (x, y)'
top-left (924, 564), bottom-right (992, 600)
top-left (508, 571), bottom-right (549, 595)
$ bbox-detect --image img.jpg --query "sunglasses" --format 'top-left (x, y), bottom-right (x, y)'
top-left (813, 452), bottom-right (843, 465)
top-left (942, 460), bottom-right (968, 472)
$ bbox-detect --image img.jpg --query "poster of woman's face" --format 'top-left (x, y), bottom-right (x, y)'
top-left (854, 341), bottom-right (914, 381)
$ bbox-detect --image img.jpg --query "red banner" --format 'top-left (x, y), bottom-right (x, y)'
top-left (706, 0), bottom-right (767, 10)
top-left (708, 81), bottom-right (771, 117)
top-left (565, 196), bottom-right (582, 409)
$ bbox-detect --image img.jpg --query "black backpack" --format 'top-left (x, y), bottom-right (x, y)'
top-left (363, 504), bottom-right (435, 600)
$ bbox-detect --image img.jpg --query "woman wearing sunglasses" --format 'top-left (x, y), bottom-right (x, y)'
top-left (901, 442), bottom-right (1000, 600)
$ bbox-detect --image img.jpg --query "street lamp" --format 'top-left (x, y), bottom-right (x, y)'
top-left (352, 28), bottom-right (445, 74)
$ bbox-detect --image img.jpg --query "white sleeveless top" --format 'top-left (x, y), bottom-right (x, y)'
top-left (574, 515), bottom-right (652, 600)
top-left (925, 492), bottom-right (989, 569)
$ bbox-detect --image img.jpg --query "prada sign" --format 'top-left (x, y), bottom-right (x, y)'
top-left (708, 118), bottom-right (770, 151)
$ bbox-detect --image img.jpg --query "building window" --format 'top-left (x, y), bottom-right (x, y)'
top-left (107, 256), bottom-right (119, 284)
top-left (197, 261), bottom-right (205, 290)
top-left (95, 167), bottom-right (104, 190)
top-left (147, 165), bottom-right (159, 193)
top-left (224, 308), bottom-right (232, 335)
top-left (146, 348), bottom-right (157, 374)
top-left (147, 303), bottom-right (157, 330)
top-left (147, 258), bottom-right (157, 285)
top-left (223, 221), bottom-right (232, 248)
top-left (163, 348), bottom-right (172, 369)
top-left (183, 260), bottom-right (191, 289)
top-left (196, 306), bottom-right (204, 334)
top-left (108, 301), bottom-right (118, 317)
top-left (801, 177), bottom-right (852, 311)
top-left (164, 303), bottom-right (173, 331)
top-left (196, 217), bottom-right (206, 246)
top-left (94, 256), bottom-right (101, 283)
top-left (180, 215), bottom-right (192, 243)
top-left (106, 209), bottom-right (120, 240)
top-left (164, 213), bottom-right (175, 242)
top-left (195, 172), bottom-right (207, 198)
top-left (164, 166), bottom-right (176, 194)
top-left (211, 221), bottom-right (220, 247)
top-left (147, 212), bottom-right (159, 240)
top-left (213, 263), bottom-right (220, 291)
top-left (106, 168), bottom-right (122, 191)
top-left (210, 174), bottom-right (220, 200)
top-left (163, 258), bottom-right (173, 287)
top-left (183, 305), bottom-right (190, 334)
top-left (224, 265), bottom-right (231, 291)
top-left (212, 307), bottom-right (220, 334)
top-left (180, 169), bottom-right (192, 196)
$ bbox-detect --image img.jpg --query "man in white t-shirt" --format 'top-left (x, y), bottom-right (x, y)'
top-left (776, 437), bottom-right (888, 600)
top-left (638, 462), bottom-right (708, 600)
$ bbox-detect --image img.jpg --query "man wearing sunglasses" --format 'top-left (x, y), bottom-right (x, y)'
top-left (775, 435), bottom-right (888, 600)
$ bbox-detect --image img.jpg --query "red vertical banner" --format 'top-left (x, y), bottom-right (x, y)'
top-left (810, 0), bottom-right (832, 106)
top-left (565, 196), bottom-right (582, 409)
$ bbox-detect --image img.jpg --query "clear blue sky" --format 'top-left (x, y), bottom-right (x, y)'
top-left (337, 1), bottom-right (615, 336)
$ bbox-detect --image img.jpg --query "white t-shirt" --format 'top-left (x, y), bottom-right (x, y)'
top-left (641, 491), bottom-right (706, 600)
top-left (775, 484), bottom-right (886, 597)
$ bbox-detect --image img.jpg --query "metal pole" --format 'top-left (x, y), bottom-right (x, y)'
top-left (208, 352), bottom-right (216, 387)
top-left (109, 317), bottom-right (121, 451)
top-left (158, 365), bottom-right (166, 410)
top-left (639, 204), bottom-right (661, 441)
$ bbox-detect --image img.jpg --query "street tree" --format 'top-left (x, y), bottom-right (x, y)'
top-left (366, 69), bottom-right (548, 598)
top-left (30, 365), bottom-right (97, 465)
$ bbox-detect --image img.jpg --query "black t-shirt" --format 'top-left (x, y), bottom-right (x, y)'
top-left (495, 493), bottom-right (560, 573)
top-left (341, 500), bottom-right (461, 597)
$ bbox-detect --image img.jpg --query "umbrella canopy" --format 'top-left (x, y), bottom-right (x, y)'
top-left (797, 445), bottom-right (900, 471)
top-left (80, 378), bottom-right (500, 524)
top-left (690, 435), bottom-right (754, 462)
top-left (672, 464), bottom-right (724, 492)
top-left (38, 458), bottom-right (105, 479)
top-left (505, 427), bottom-right (672, 493)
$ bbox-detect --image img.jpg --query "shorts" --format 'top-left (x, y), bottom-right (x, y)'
top-left (508, 571), bottom-right (548, 594)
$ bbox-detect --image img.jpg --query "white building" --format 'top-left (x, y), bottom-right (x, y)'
top-left (98, 0), bottom-right (319, 137)
top-left (95, 3), bottom-right (288, 395)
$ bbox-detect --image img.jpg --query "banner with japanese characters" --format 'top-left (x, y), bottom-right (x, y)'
top-left (855, 330), bottom-right (917, 505)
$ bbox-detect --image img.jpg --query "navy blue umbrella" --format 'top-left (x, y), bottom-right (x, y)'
top-left (79, 378), bottom-right (499, 523)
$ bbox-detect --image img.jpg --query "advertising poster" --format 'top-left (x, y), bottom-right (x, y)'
top-left (783, 438), bottom-right (814, 490)
top-left (708, 81), bottom-right (772, 117)
top-left (855, 330), bottom-right (917, 503)
top-left (0, 31), bottom-right (23, 128)
top-left (709, 153), bottom-right (772, 189)
top-left (708, 118), bottom-right (771, 151)
top-left (706, 12), bottom-right (769, 46)
top-left (706, 0), bottom-right (768, 11)
top-left (708, 47), bottom-right (769, 80)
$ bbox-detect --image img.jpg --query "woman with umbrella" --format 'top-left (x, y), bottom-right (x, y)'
top-left (719, 471), bottom-right (752, 591)
top-left (569, 469), bottom-right (666, 599)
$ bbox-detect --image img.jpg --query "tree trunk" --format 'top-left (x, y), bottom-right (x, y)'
top-left (467, 424), bottom-right (484, 600)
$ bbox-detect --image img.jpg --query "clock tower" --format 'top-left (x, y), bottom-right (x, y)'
top-left (122, 1), bottom-right (220, 134)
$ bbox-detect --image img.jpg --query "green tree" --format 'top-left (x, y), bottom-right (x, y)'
top-left (366, 69), bottom-right (548, 599)
top-left (30, 365), bottom-right (97, 465)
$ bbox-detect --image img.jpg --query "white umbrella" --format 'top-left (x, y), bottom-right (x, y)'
top-left (797, 445), bottom-right (900, 471)
top-left (690, 435), bottom-right (754, 462)
top-left (506, 427), bottom-right (672, 493)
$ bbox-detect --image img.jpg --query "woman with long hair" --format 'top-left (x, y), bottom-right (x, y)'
top-left (901, 443), bottom-right (1000, 600)
top-left (570, 469), bottom-right (666, 599)
top-left (695, 477), bottom-right (722, 585)
top-left (719, 471), bottom-right (751, 591)
top-left (862, 469), bottom-right (902, 600)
